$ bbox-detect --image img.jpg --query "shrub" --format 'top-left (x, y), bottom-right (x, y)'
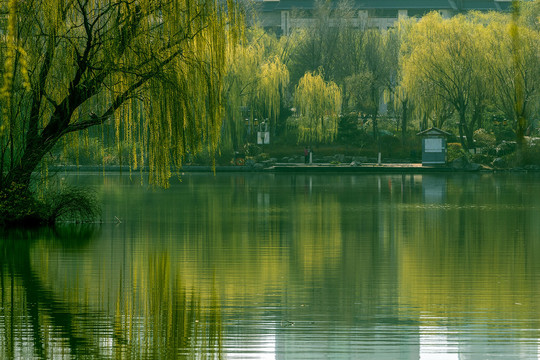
top-left (474, 129), bottom-right (496, 148)
top-left (244, 143), bottom-right (262, 157)
top-left (255, 153), bottom-right (270, 162)
top-left (0, 184), bottom-right (101, 227)
top-left (44, 186), bottom-right (101, 224)
top-left (447, 143), bottom-right (465, 162)
top-left (0, 183), bottom-right (44, 226)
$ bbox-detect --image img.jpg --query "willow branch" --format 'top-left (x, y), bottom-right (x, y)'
top-left (64, 49), bottom-right (182, 134)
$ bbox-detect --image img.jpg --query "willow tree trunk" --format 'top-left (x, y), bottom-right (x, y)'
top-left (5, 137), bottom-right (55, 191)
top-left (516, 115), bottom-right (527, 164)
top-left (457, 109), bottom-right (475, 150)
top-left (401, 100), bottom-right (408, 146)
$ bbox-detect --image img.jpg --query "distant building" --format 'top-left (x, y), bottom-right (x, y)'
top-left (254, 0), bottom-right (514, 35)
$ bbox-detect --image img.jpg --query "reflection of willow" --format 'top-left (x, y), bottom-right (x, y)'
top-left (114, 251), bottom-right (222, 359)
top-left (0, 231), bottom-right (223, 359)
top-left (170, 174), bottom-right (343, 291)
top-left (396, 178), bottom-right (540, 331)
top-left (109, 175), bottom-right (345, 295)
top-left (71, 173), bottom-right (540, 337)
top-left (107, 174), bottom-right (402, 323)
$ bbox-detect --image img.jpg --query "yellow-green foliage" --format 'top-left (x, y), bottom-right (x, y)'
top-left (222, 29), bottom-right (288, 150)
top-left (401, 13), bottom-right (490, 120)
top-left (294, 71), bottom-right (342, 143)
top-left (0, 0), bottom-right (30, 134)
top-left (400, 9), bottom-right (540, 147)
top-left (257, 56), bottom-right (289, 130)
top-left (0, 0), bottom-right (244, 189)
top-left (484, 7), bottom-right (540, 139)
top-left (473, 129), bottom-right (496, 148)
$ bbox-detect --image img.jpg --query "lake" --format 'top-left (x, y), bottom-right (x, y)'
top-left (2, 172), bottom-right (540, 359)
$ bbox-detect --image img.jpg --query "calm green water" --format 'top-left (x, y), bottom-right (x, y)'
top-left (2, 172), bottom-right (540, 359)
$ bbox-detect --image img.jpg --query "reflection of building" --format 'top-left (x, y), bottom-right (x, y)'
top-left (421, 174), bottom-right (447, 203)
top-left (255, 0), bottom-right (513, 34)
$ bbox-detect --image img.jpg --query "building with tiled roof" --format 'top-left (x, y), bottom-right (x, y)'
top-left (255, 0), bottom-right (514, 34)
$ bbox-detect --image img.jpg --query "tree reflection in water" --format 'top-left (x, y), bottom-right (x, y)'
top-left (3, 173), bottom-right (540, 359)
top-left (0, 226), bottom-right (222, 359)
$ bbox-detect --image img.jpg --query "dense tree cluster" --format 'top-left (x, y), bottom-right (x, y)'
top-left (401, 7), bottom-right (540, 154)
top-left (221, 1), bottom-right (539, 157)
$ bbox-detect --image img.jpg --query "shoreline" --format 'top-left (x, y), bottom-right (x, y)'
top-left (47, 163), bottom-right (530, 174)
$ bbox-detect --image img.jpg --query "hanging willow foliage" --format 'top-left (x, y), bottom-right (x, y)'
top-left (222, 29), bottom-right (288, 151)
top-left (257, 56), bottom-right (289, 132)
top-left (400, 12), bottom-right (494, 148)
top-left (0, 0), bottom-right (244, 191)
top-left (222, 38), bottom-right (262, 151)
top-left (294, 71), bottom-right (341, 143)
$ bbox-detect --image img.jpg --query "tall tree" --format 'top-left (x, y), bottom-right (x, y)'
top-left (345, 29), bottom-right (395, 141)
top-left (401, 12), bottom-right (491, 149)
top-left (293, 71), bottom-right (341, 143)
top-left (0, 0), bottom-right (242, 197)
top-left (256, 56), bottom-right (289, 135)
top-left (486, 4), bottom-right (540, 160)
top-left (384, 21), bottom-right (412, 144)
top-left (223, 28), bottom-right (289, 150)
top-left (286, 0), bottom-right (357, 86)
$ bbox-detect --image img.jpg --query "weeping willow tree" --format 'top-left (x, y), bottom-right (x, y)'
top-left (401, 12), bottom-right (492, 149)
top-left (223, 41), bottom-right (261, 151)
top-left (342, 29), bottom-right (396, 142)
top-left (223, 29), bottom-right (288, 151)
top-left (0, 0), bottom-right (243, 223)
top-left (383, 19), bottom-right (416, 145)
top-left (487, 2), bottom-right (540, 162)
top-left (293, 71), bottom-right (341, 144)
top-left (256, 56), bottom-right (289, 134)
